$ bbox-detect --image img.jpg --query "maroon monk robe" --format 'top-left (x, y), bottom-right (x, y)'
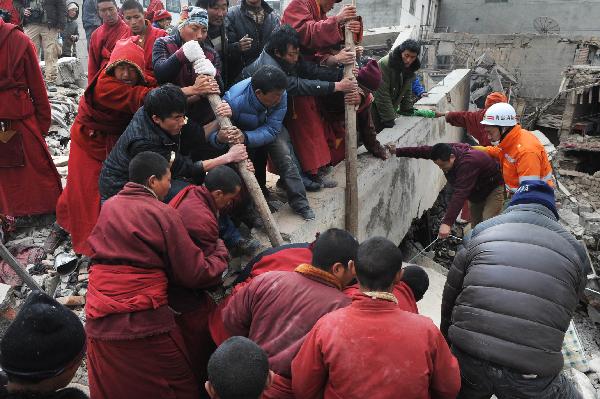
top-left (169, 185), bottom-right (229, 384)
top-left (134, 21), bottom-right (167, 77)
top-left (292, 293), bottom-right (462, 399)
top-left (55, 70), bottom-right (152, 255)
top-left (0, 20), bottom-right (62, 217)
top-left (86, 182), bottom-right (223, 399)
top-left (87, 18), bottom-right (130, 82)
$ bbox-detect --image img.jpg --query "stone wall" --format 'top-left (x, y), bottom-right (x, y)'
top-left (258, 69), bottom-right (470, 245)
top-left (437, 0), bottom-right (600, 37)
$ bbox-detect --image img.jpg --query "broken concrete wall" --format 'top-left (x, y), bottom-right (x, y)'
top-left (260, 69), bottom-right (470, 245)
top-left (423, 33), bottom-right (582, 99)
top-left (437, 0), bottom-right (600, 38)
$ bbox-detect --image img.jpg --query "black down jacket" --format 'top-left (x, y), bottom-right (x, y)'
top-left (98, 107), bottom-right (205, 201)
top-left (225, 0), bottom-right (279, 83)
top-left (441, 203), bottom-right (589, 377)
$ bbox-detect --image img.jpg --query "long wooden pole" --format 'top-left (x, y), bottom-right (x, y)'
top-left (344, 12), bottom-right (359, 237)
top-left (207, 95), bottom-right (284, 247)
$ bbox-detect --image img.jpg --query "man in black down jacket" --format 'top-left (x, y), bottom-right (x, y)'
top-left (441, 180), bottom-right (589, 399)
top-left (226, 0), bottom-right (279, 85)
top-left (99, 84), bottom-right (242, 202)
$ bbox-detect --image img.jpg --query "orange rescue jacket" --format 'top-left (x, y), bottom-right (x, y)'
top-left (481, 125), bottom-right (553, 193)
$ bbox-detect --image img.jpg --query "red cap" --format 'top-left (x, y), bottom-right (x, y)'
top-left (153, 9), bottom-right (172, 22)
top-left (357, 59), bottom-right (382, 91)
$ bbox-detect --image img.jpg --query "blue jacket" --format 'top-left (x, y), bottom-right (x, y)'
top-left (209, 78), bottom-right (287, 149)
top-left (412, 76), bottom-right (426, 97)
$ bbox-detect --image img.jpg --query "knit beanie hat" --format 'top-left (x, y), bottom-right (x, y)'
top-left (509, 180), bottom-right (559, 219)
top-left (485, 91), bottom-right (508, 108)
top-left (0, 291), bottom-right (86, 382)
top-left (153, 9), bottom-right (171, 22)
top-left (357, 59), bottom-right (382, 92)
top-left (180, 6), bottom-right (208, 28)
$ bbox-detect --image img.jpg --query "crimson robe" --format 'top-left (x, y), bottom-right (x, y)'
top-left (87, 18), bottom-right (130, 83)
top-left (85, 182), bottom-right (220, 399)
top-left (0, 20), bottom-right (62, 217)
top-left (55, 71), bottom-right (152, 255)
top-left (0, 0), bottom-right (20, 24)
top-left (134, 21), bottom-right (167, 76)
top-left (144, 0), bottom-right (164, 22)
top-left (281, 0), bottom-right (345, 174)
top-left (292, 294), bottom-right (462, 399)
top-left (445, 109), bottom-right (492, 146)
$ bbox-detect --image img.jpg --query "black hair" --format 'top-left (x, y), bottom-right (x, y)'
top-left (121, 0), bottom-right (144, 13)
top-left (144, 84), bottom-right (187, 120)
top-left (204, 165), bottom-right (242, 194)
top-left (401, 265), bottom-right (429, 301)
top-left (0, 9), bottom-right (12, 22)
top-left (355, 237), bottom-right (403, 291)
top-left (195, 0), bottom-right (228, 8)
top-left (389, 39), bottom-right (421, 70)
top-left (311, 228), bottom-right (359, 272)
top-left (96, 0), bottom-right (118, 7)
top-left (128, 151), bottom-right (170, 185)
top-left (208, 336), bottom-right (269, 399)
top-left (251, 65), bottom-right (287, 94)
top-left (430, 143), bottom-right (452, 162)
top-left (265, 24), bottom-right (300, 57)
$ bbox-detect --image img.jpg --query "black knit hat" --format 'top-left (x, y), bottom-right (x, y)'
top-left (0, 291), bottom-right (86, 382)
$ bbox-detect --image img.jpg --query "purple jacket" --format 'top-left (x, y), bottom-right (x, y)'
top-left (396, 143), bottom-right (503, 225)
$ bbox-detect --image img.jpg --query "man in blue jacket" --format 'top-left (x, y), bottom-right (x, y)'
top-left (209, 65), bottom-right (315, 220)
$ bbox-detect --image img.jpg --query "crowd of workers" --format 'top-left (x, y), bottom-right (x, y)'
top-left (0, 0), bottom-right (591, 397)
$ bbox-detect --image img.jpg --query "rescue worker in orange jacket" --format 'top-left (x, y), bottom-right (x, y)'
top-left (478, 102), bottom-right (553, 194)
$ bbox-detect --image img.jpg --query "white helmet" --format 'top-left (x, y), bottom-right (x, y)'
top-left (480, 102), bottom-right (517, 127)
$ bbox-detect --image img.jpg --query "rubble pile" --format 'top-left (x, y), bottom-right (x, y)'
top-left (468, 53), bottom-right (520, 109)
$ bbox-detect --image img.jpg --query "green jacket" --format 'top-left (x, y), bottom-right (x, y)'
top-left (373, 54), bottom-right (419, 123)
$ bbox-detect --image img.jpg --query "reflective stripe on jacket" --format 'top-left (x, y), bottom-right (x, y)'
top-left (482, 125), bottom-right (553, 192)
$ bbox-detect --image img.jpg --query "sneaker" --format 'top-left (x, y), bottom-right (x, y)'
top-left (294, 206), bottom-right (315, 220)
top-left (302, 174), bottom-right (323, 192)
top-left (230, 238), bottom-right (261, 257)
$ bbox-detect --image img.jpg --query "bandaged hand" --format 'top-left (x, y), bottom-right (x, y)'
top-left (181, 40), bottom-right (203, 62)
top-left (193, 57), bottom-right (217, 77)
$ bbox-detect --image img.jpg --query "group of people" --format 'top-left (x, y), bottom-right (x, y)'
top-left (0, 0), bottom-right (592, 398)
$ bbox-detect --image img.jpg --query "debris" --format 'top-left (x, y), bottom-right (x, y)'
top-left (565, 368), bottom-right (599, 399)
top-left (56, 295), bottom-right (86, 307)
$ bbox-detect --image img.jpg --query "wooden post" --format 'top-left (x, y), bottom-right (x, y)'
top-left (344, 12), bottom-right (359, 237)
top-left (206, 95), bottom-right (284, 247)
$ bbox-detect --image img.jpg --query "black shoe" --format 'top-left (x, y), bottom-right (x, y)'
top-left (267, 199), bottom-right (285, 212)
top-left (294, 206), bottom-right (315, 220)
top-left (311, 174), bottom-right (337, 188)
top-left (301, 174), bottom-right (323, 192)
top-left (43, 222), bottom-right (68, 254)
top-left (230, 238), bottom-right (261, 257)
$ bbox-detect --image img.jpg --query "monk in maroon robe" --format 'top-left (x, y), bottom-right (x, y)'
top-left (292, 237), bottom-right (461, 399)
top-left (86, 151), bottom-right (217, 399)
top-left (56, 37), bottom-right (155, 256)
top-left (0, 20), bottom-right (62, 217)
top-left (87, 0), bottom-right (130, 83)
top-left (121, 0), bottom-right (167, 78)
top-left (281, 0), bottom-right (360, 179)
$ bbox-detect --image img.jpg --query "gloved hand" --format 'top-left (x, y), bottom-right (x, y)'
top-left (181, 40), bottom-right (203, 62)
top-left (381, 119), bottom-right (395, 129)
top-left (193, 57), bottom-right (216, 77)
top-left (412, 109), bottom-right (436, 118)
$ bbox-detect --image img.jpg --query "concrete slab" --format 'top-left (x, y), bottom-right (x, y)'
top-left (417, 265), bottom-right (447, 327)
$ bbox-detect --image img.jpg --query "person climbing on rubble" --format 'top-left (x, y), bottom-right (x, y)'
top-left (476, 102), bottom-right (554, 196)
top-left (434, 91), bottom-right (508, 146)
top-left (291, 237), bottom-right (461, 399)
top-left (0, 18), bottom-right (62, 220)
top-left (372, 39), bottom-right (422, 132)
top-left (221, 228), bottom-right (358, 398)
top-left (168, 165), bottom-right (242, 387)
top-left (86, 151), bottom-right (226, 398)
top-left (441, 180), bottom-right (589, 398)
top-left (389, 142), bottom-right (504, 237)
top-left (0, 291), bottom-right (88, 399)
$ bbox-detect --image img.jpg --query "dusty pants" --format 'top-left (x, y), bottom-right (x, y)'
top-left (469, 185), bottom-right (504, 227)
top-left (25, 23), bottom-right (59, 84)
